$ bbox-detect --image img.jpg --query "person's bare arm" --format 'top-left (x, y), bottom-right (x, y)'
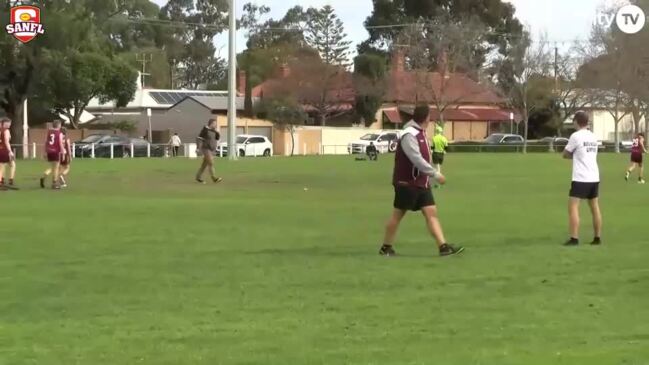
top-left (563, 150), bottom-right (573, 159)
top-left (4, 130), bottom-right (13, 157)
top-left (642, 138), bottom-right (648, 153)
top-left (59, 133), bottom-right (66, 155)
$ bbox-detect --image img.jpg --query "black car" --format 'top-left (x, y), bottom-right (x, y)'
top-left (75, 135), bottom-right (164, 158)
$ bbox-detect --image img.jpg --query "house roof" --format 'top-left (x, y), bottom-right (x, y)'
top-left (87, 72), bottom-right (230, 110)
top-left (398, 106), bottom-right (518, 123)
top-left (387, 71), bottom-right (505, 105)
top-left (252, 66), bottom-right (505, 109)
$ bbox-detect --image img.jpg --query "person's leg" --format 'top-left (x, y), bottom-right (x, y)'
top-left (588, 198), bottom-right (602, 241)
top-left (626, 162), bottom-right (636, 181)
top-left (568, 197), bottom-right (581, 241)
top-left (639, 163), bottom-right (645, 182)
top-left (382, 209), bottom-right (407, 247)
top-left (8, 160), bottom-right (15, 184)
top-left (60, 165), bottom-right (70, 186)
top-left (52, 161), bottom-right (61, 187)
top-left (196, 152), bottom-right (208, 181)
top-left (0, 163), bottom-right (5, 184)
top-left (421, 205), bottom-right (446, 247)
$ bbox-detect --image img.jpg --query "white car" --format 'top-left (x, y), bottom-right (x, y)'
top-left (217, 135), bottom-right (273, 157)
top-left (348, 131), bottom-right (401, 154)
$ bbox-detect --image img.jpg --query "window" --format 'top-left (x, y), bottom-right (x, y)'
top-left (236, 136), bottom-right (248, 144)
top-left (250, 137), bottom-right (266, 144)
top-left (503, 136), bottom-right (522, 143)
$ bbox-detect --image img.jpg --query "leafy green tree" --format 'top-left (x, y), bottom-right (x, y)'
top-left (239, 2), bottom-right (270, 116)
top-left (361, 0), bottom-right (523, 61)
top-left (256, 97), bottom-right (307, 156)
top-left (353, 53), bottom-right (387, 125)
top-left (305, 5), bottom-right (351, 67)
top-left (159, 0), bottom-right (229, 89)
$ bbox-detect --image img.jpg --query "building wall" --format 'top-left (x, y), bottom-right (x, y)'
top-left (321, 127), bottom-right (378, 155)
top-left (591, 110), bottom-right (644, 141)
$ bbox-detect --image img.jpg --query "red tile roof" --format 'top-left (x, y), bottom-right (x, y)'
top-left (252, 65), bottom-right (506, 109)
top-left (386, 71), bottom-right (505, 105)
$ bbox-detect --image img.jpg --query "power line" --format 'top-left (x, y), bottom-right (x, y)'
top-left (123, 17), bottom-right (592, 45)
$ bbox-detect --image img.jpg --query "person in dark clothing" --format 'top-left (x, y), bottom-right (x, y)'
top-left (366, 142), bottom-right (378, 161)
top-left (379, 104), bottom-right (464, 257)
top-left (195, 119), bottom-right (223, 184)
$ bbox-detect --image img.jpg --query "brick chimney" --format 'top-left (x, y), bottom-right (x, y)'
top-left (237, 70), bottom-right (246, 95)
top-left (392, 48), bottom-right (405, 73)
top-left (279, 64), bottom-right (290, 78)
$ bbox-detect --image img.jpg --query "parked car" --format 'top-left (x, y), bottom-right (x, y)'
top-left (216, 135), bottom-right (273, 157)
top-left (348, 131), bottom-right (400, 154)
top-left (539, 137), bottom-right (569, 145)
top-left (485, 133), bottom-right (525, 144)
top-left (75, 135), bottom-right (163, 158)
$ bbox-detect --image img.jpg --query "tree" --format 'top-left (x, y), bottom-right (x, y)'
top-left (305, 5), bottom-right (352, 68)
top-left (239, 2), bottom-right (270, 116)
top-left (496, 32), bottom-right (553, 153)
top-left (396, 17), bottom-right (491, 125)
top-left (576, 2), bottom-right (649, 152)
top-left (353, 53), bottom-right (387, 125)
top-left (159, 0), bottom-right (229, 89)
top-left (39, 51), bottom-right (137, 129)
top-left (256, 97), bottom-right (307, 156)
top-left (361, 0), bottom-right (524, 67)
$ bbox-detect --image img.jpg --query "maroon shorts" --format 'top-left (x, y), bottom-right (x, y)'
top-left (47, 151), bottom-right (61, 162)
top-left (631, 152), bottom-right (643, 165)
top-left (0, 150), bottom-right (10, 163)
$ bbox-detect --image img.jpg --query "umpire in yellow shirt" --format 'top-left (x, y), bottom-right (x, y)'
top-left (432, 126), bottom-right (448, 173)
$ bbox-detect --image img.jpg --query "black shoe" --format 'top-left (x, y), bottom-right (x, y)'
top-left (591, 237), bottom-right (602, 245)
top-left (196, 178), bottom-right (205, 184)
top-left (379, 245), bottom-right (397, 257)
top-left (212, 177), bottom-right (223, 183)
top-left (439, 244), bottom-right (464, 257)
top-left (40, 177), bottom-right (45, 189)
top-left (564, 238), bottom-right (579, 246)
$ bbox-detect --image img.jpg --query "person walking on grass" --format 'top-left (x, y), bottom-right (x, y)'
top-left (379, 104), bottom-right (464, 257)
top-left (0, 117), bottom-right (18, 190)
top-left (563, 111), bottom-right (602, 246)
top-left (195, 119), bottom-right (223, 184)
top-left (625, 132), bottom-right (646, 184)
top-left (169, 133), bottom-right (182, 157)
top-left (40, 120), bottom-right (66, 190)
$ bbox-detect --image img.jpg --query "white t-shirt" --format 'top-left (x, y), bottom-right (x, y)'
top-left (171, 135), bottom-right (182, 146)
top-left (565, 129), bottom-right (600, 183)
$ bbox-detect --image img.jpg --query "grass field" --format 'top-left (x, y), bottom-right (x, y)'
top-left (1, 154), bottom-right (648, 365)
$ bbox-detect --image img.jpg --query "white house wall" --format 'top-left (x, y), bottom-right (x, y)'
top-left (591, 110), bottom-right (645, 141)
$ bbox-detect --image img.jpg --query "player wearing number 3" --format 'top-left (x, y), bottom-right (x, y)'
top-left (40, 120), bottom-right (66, 190)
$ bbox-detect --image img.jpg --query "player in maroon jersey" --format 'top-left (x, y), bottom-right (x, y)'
top-left (58, 128), bottom-right (72, 188)
top-left (0, 117), bottom-right (17, 190)
top-left (625, 133), bottom-right (647, 184)
top-left (40, 120), bottom-right (66, 189)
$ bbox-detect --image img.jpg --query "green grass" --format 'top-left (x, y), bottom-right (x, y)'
top-left (1, 154), bottom-right (649, 365)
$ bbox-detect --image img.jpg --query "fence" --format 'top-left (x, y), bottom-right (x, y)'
top-left (7, 141), bottom-right (633, 159)
top-left (9, 143), bottom-right (195, 160)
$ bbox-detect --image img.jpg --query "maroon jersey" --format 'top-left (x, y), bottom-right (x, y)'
top-left (393, 124), bottom-right (432, 189)
top-left (631, 138), bottom-right (643, 154)
top-left (46, 129), bottom-right (62, 154)
top-left (0, 127), bottom-right (7, 151)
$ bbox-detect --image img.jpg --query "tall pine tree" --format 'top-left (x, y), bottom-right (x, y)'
top-left (305, 5), bottom-right (351, 67)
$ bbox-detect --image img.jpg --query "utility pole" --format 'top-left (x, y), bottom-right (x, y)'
top-left (169, 59), bottom-right (175, 90)
top-left (554, 44), bottom-right (559, 93)
top-left (227, 0), bottom-right (238, 160)
top-left (136, 53), bottom-right (152, 88)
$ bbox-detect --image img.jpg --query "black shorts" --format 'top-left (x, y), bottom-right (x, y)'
top-left (394, 185), bottom-right (435, 211)
top-left (569, 182), bottom-right (600, 200)
top-left (631, 152), bottom-right (643, 165)
top-left (432, 152), bottom-right (445, 165)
